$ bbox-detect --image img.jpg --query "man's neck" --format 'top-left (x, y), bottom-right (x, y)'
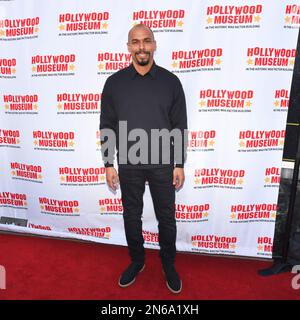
top-left (132, 60), bottom-right (154, 76)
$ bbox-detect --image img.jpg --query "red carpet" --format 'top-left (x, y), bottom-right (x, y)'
top-left (0, 232), bottom-right (299, 300)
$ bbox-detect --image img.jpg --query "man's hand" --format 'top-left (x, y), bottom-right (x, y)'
top-left (173, 167), bottom-right (185, 190)
top-left (105, 167), bottom-right (119, 191)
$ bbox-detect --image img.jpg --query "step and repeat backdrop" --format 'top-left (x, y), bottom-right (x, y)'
top-left (0, 0), bottom-right (299, 258)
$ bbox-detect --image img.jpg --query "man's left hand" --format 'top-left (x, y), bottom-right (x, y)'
top-left (173, 167), bottom-right (185, 190)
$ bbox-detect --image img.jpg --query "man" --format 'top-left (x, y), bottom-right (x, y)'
top-left (100, 24), bottom-right (187, 294)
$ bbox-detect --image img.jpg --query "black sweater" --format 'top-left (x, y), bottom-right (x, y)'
top-left (100, 62), bottom-right (188, 169)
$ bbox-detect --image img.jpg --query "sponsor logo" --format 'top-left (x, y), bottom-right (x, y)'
top-left (194, 168), bottom-right (245, 189)
top-left (198, 89), bottom-right (254, 113)
top-left (57, 92), bottom-right (100, 114)
top-left (143, 230), bottom-right (159, 246)
top-left (0, 193), bottom-right (27, 209)
top-left (10, 162), bottom-right (43, 183)
top-left (39, 197), bottom-right (80, 216)
top-left (176, 203), bottom-right (210, 222)
top-left (230, 203), bottom-right (277, 223)
top-left (284, 5), bottom-right (300, 29)
top-left (0, 129), bottom-right (20, 148)
top-left (59, 167), bottom-right (106, 186)
top-left (171, 48), bottom-right (222, 73)
top-left (31, 54), bottom-right (76, 77)
top-left (0, 17), bottom-right (39, 40)
top-left (132, 9), bottom-right (185, 32)
top-left (205, 4), bottom-right (262, 29)
top-left (28, 223), bottom-right (51, 231)
top-left (246, 47), bottom-right (295, 71)
top-left (68, 227), bottom-right (111, 239)
top-left (0, 58), bottom-right (16, 79)
top-left (3, 94), bottom-right (39, 114)
top-left (188, 130), bottom-right (216, 152)
top-left (238, 129), bottom-right (285, 152)
top-left (257, 236), bottom-right (273, 256)
top-left (273, 89), bottom-right (289, 112)
top-left (96, 130), bottom-right (101, 150)
top-left (99, 198), bottom-right (123, 215)
top-left (97, 52), bottom-right (131, 75)
top-left (58, 12), bottom-right (109, 36)
top-left (33, 130), bottom-right (75, 151)
top-left (191, 234), bottom-right (237, 254)
top-left (264, 167), bottom-right (280, 187)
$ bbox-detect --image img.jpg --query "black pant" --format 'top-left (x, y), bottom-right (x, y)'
top-left (118, 166), bottom-right (176, 266)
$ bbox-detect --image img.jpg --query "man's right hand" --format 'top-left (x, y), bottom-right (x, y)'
top-left (105, 167), bottom-right (119, 191)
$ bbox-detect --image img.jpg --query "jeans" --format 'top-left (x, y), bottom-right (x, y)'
top-left (118, 165), bottom-right (176, 266)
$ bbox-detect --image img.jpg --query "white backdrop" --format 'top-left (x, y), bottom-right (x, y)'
top-left (0, 0), bottom-right (299, 258)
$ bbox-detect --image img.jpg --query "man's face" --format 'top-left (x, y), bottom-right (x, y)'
top-left (127, 27), bottom-right (156, 66)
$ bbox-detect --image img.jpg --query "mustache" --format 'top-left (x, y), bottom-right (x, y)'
top-left (136, 51), bottom-right (150, 55)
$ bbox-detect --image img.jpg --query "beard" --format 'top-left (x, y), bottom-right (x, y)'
top-left (135, 51), bottom-right (151, 66)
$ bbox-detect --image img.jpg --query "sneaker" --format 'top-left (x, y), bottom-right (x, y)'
top-left (118, 262), bottom-right (145, 287)
top-left (163, 265), bottom-right (182, 294)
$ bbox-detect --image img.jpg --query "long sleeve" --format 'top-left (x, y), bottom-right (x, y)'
top-left (169, 78), bottom-right (188, 168)
top-left (100, 77), bottom-right (118, 168)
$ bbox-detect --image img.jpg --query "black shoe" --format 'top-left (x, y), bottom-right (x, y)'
top-left (163, 265), bottom-right (182, 294)
top-left (118, 262), bottom-right (145, 287)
